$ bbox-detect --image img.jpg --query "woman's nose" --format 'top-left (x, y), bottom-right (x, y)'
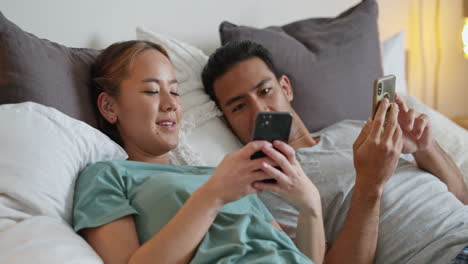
top-left (160, 90), bottom-right (178, 112)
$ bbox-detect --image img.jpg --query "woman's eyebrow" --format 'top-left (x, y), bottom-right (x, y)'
top-left (141, 78), bottom-right (178, 84)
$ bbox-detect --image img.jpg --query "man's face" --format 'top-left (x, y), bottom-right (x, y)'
top-left (213, 57), bottom-right (295, 144)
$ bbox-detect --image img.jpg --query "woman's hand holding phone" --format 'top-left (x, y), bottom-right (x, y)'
top-left (200, 141), bottom-right (280, 205)
top-left (252, 140), bottom-right (322, 215)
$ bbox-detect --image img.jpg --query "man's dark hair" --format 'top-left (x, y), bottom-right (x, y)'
top-left (202, 40), bottom-right (281, 107)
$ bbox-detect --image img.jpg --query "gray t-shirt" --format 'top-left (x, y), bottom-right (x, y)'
top-left (259, 120), bottom-right (468, 264)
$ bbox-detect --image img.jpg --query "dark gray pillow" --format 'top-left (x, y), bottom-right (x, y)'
top-left (220, 0), bottom-right (383, 132)
top-left (0, 11), bottom-right (99, 127)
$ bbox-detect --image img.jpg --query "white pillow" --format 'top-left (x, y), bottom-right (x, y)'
top-left (0, 216), bottom-right (102, 264)
top-left (380, 31), bottom-right (407, 93)
top-left (0, 102), bottom-right (128, 230)
top-left (136, 27), bottom-right (242, 166)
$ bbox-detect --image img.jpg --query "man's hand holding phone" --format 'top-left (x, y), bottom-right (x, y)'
top-left (353, 98), bottom-right (403, 195)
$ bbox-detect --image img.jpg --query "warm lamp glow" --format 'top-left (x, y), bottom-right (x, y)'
top-left (463, 18), bottom-right (468, 58)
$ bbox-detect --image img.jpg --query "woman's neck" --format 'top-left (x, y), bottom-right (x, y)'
top-left (124, 144), bottom-right (171, 165)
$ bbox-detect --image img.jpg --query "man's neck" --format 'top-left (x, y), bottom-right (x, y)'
top-left (288, 113), bottom-right (319, 150)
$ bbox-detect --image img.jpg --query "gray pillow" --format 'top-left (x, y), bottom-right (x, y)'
top-left (219, 0), bottom-right (383, 132)
top-left (0, 11), bottom-right (99, 127)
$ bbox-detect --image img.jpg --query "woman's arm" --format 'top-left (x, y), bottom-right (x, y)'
top-left (82, 141), bottom-right (277, 264)
top-left (294, 208), bottom-right (326, 264)
top-left (82, 189), bottom-right (223, 264)
top-left (270, 212), bottom-right (326, 263)
top-left (252, 141), bottom-right (326, 263)
top-left (129, 188), bottom-right (223, 264)
top-left (81, 216), bottom-right (139, 264)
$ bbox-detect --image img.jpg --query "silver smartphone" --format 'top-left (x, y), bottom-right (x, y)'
top-left (372, 75), bottom-right (396, 119)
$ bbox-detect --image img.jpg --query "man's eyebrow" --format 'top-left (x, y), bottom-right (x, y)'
top-left (254, 77), bottom-right (271, 89)
top-left (224, 77), bottom-right (272, 107)
top-left (225, 95), bottom-right (244, 107)
top-left (141, 78), bottom-right (178, 84)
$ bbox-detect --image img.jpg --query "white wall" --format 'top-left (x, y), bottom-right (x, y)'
top-left (2, 0), bottom-right (467, 117)
top-left (1, 0), bottom-right (359, 53)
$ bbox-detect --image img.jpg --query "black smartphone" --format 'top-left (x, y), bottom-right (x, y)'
top-left (250, 112), bottom-right (293, 183)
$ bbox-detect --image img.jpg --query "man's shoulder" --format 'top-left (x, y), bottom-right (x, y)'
top-left (315, 119), bottom-right (365, 136)
top-left (307, 119), bottom-right (365, 150)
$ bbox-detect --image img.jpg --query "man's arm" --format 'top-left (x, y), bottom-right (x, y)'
top-left (394, 93), bottom-right (468, 204)
top-left (325, 100), bottom-right (402, 264)
top-left (413, 142), bottom-right (468, 204)
top-left (324, 183), bottom-right (382, 264)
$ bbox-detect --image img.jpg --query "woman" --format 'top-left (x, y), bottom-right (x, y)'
top-left (73, 40), bottom-right (325, 264)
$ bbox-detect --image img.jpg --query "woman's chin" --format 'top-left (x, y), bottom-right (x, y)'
top-left (162, 138), bottom-right (179, 152)
top-left (167, 142), bottom-right (178, 152)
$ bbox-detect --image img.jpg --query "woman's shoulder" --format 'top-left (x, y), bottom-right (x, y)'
top-left (79, 160), bottom-right (216, 183)
top-left (81, 160), bottom-right (127, 176)
top-left (82, 159), bottom-right (173, 174)
top-left (76, 160), bottom-right (128, 188)
top-left (78, 160), bottom-right (160, 184)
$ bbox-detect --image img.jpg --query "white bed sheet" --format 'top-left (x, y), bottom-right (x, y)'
top-left (0, 216), bottom-right (102, 264)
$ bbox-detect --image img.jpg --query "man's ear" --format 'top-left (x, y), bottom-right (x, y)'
top-left (278, 75), bottom-right (294, 102)
top-left (97, 92), bottom-right (118, 124)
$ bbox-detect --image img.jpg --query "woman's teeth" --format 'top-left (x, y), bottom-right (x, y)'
top-left (159, 122), bottom-right (174, 126)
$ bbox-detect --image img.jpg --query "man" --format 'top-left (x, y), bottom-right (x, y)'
top-left (202, 40), bottom-right (468, 264)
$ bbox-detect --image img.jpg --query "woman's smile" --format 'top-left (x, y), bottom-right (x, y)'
top-left (156, 119), bottom-right (177, 131)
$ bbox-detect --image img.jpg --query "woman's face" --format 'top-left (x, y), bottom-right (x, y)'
top-left (113, 49), bottom-right (182, 157)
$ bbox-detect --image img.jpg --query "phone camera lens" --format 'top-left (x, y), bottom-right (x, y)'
top-left (378, 83), bottom-right (382, 95)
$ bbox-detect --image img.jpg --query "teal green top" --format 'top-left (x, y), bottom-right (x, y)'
top-left (73, 160), bottom-right (312, 263)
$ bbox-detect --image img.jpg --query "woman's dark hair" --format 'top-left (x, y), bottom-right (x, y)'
top-left (90, 40), bottom-right (170, 147)
top-left (201, 40), bottom-right (281, 107)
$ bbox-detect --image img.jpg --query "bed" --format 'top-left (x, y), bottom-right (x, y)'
top-left (0, 0), bottom-right (467, 263)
